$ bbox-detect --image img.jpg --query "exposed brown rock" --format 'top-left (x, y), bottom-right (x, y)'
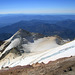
top-left (0, 56), bottom-right (75, 75)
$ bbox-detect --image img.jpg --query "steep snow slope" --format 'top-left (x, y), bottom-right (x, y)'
top-left (0, 29), bottom-right (67, 69)
top-left (0, 29), bottom-right (44, 56)
top-left (0, 29), bottom-right (63, 57)
top-left (0, 40), bottom-right (75, 69)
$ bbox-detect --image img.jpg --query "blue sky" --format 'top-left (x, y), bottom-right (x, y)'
top-left (0, 0), bottom-right (75, 14)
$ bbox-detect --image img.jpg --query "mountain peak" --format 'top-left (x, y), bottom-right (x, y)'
top-left (18, 29), bottom-right (30, 34)
top-left (14, 29), bottom-right (31, 38)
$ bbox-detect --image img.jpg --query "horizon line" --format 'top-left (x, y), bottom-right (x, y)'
top-left (0, 13), bottom-right (75, 15)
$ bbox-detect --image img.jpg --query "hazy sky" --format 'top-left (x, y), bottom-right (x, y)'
top-left (0, 0), bottom-right (75, 14)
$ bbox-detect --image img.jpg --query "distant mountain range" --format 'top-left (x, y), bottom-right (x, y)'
top-left (0, 19), bottom-right (75, 40)
top-left (56, 19), bottom-right (75, 31)
top-left (0, 14), bottom-right (75, 26)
